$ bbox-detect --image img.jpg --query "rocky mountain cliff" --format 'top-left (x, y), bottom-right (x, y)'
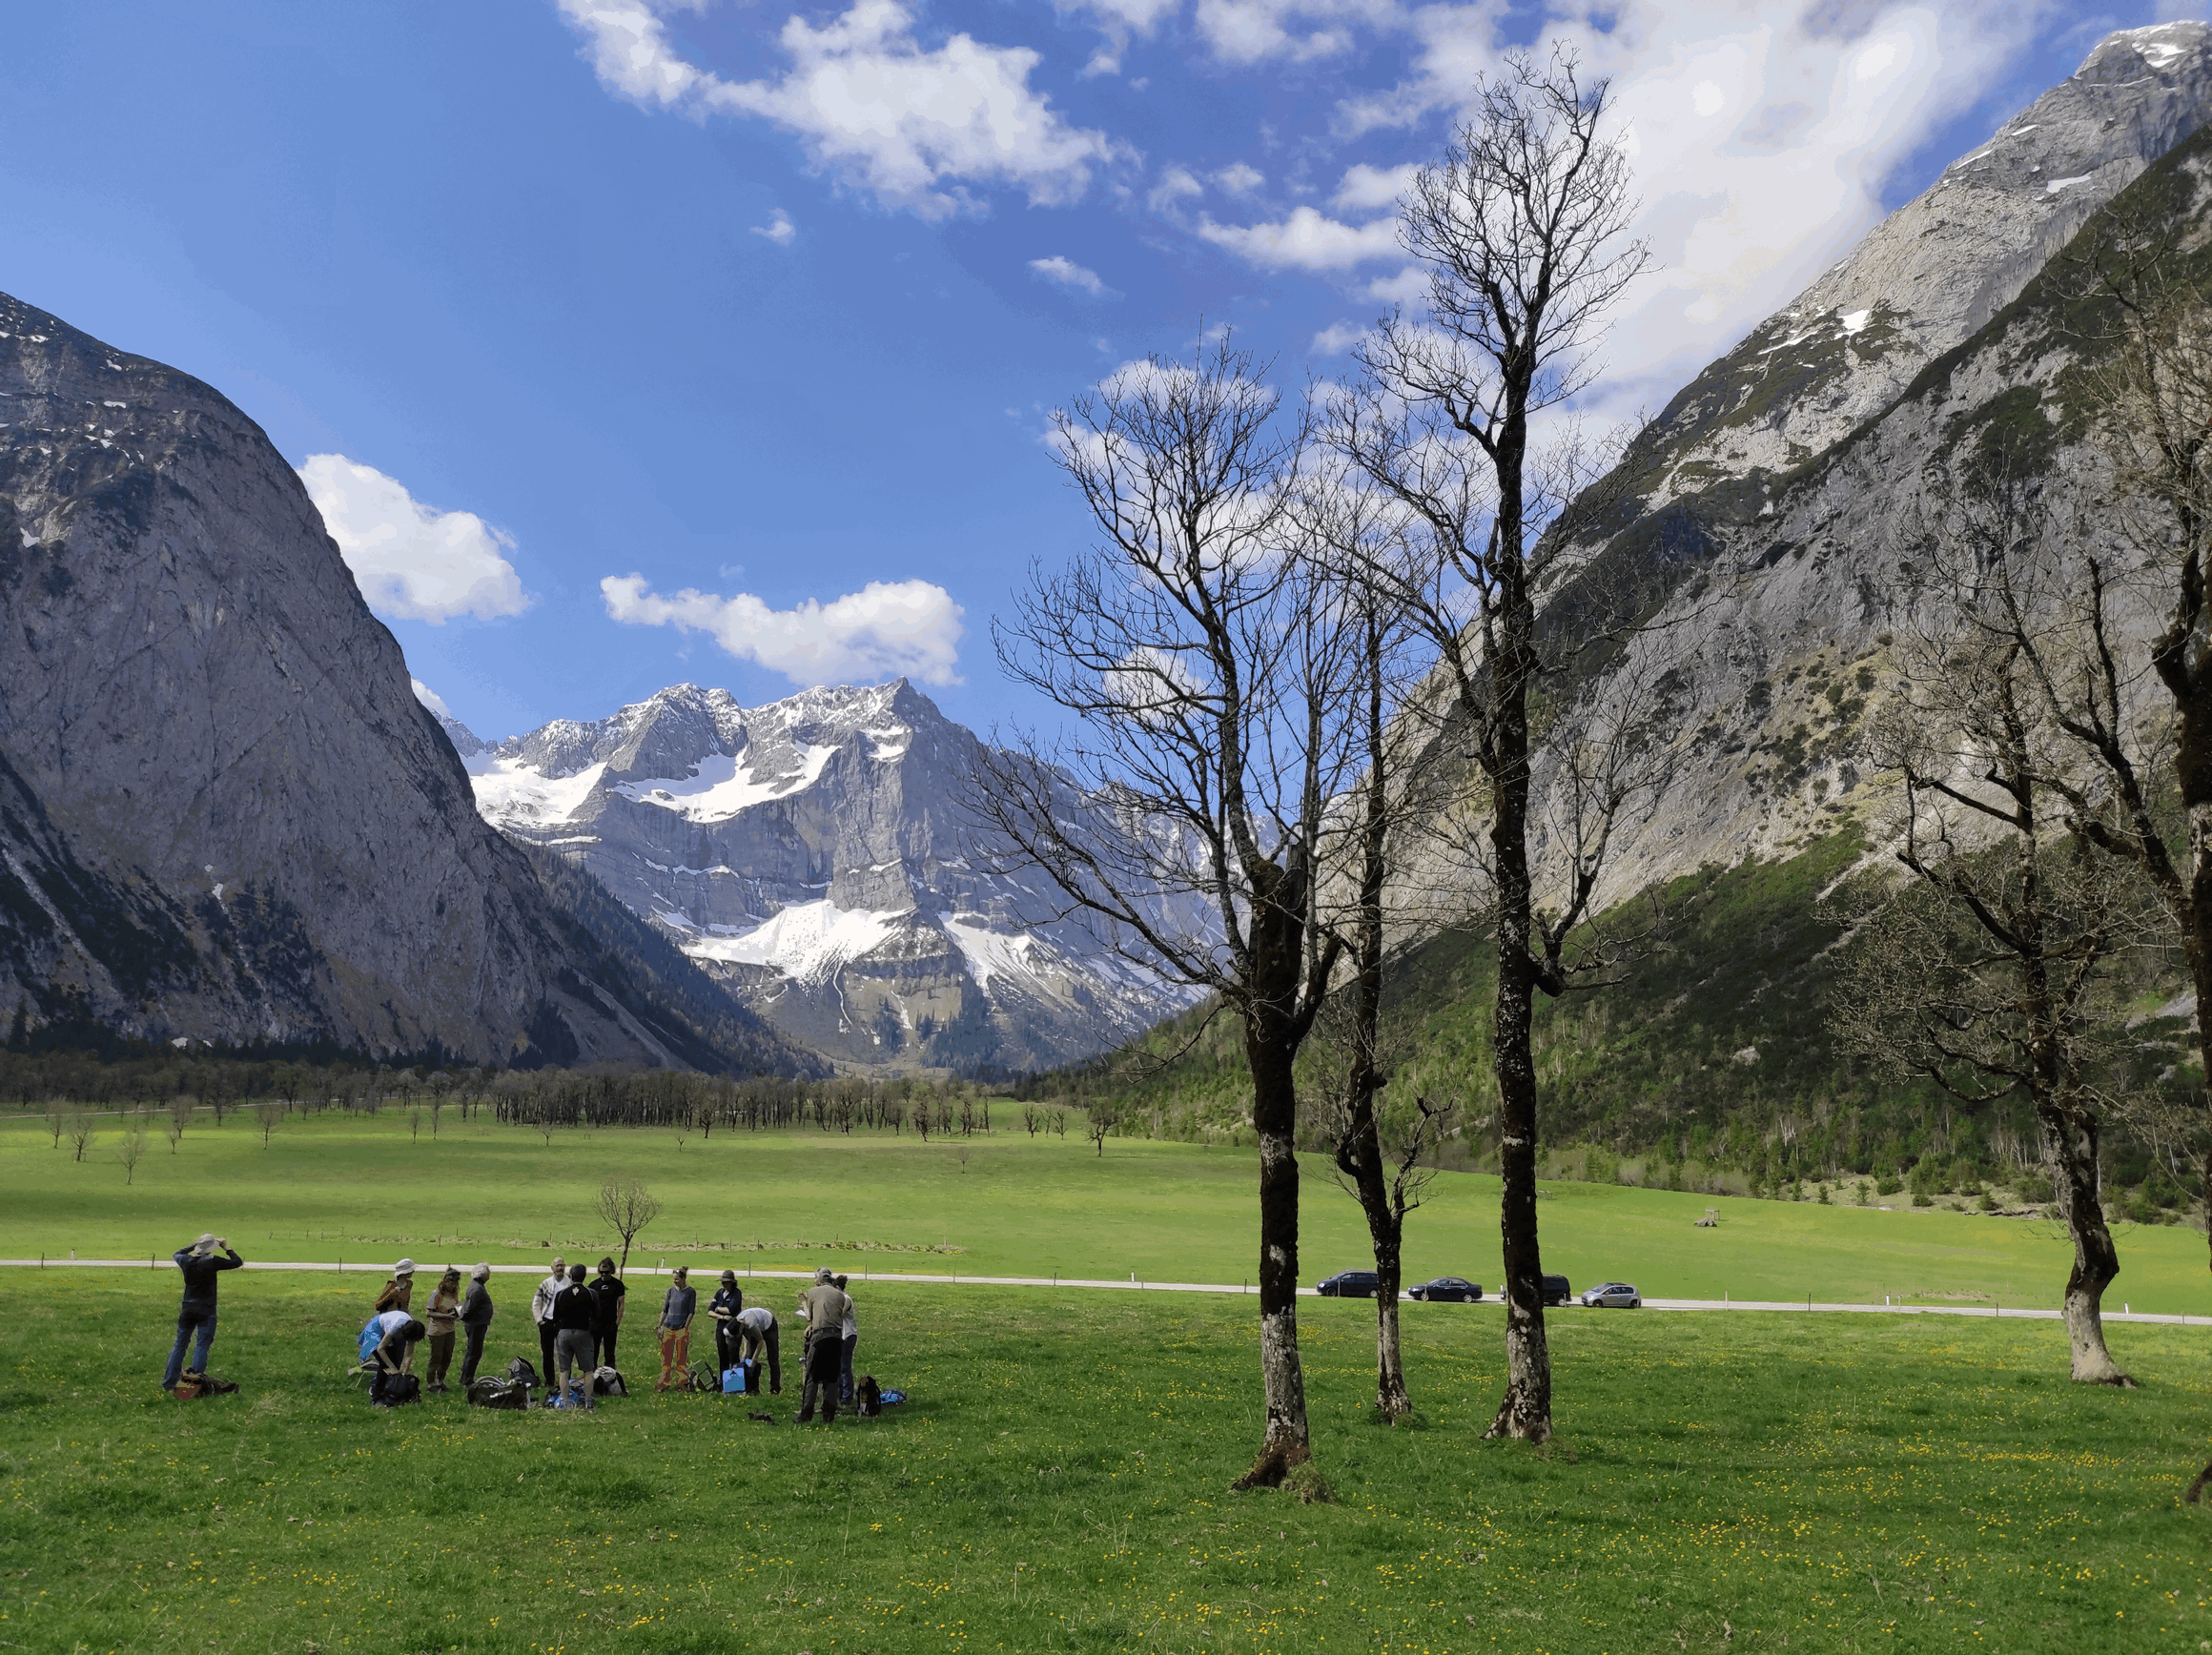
top-left (444, 681), bottom-right (1198, 1072)
top-left (1507, 21), bottom-right (2212, 905)
top-left (0, 293), bottom-right (809, 1073)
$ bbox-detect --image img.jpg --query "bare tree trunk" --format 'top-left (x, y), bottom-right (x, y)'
top-left (2045, 1106), bottom-right (2134, 1386)
top-left (1239, 1037), bottom-right (1314, 1487)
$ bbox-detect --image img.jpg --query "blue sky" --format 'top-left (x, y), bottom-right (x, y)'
top-left (0, 0), bottom-right (2189, 742)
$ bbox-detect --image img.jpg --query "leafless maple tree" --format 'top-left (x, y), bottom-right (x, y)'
top-left (1332, 46), bottom-right (1657, 1442)
top-left (978, 337), bottom-right (1358, 1492)
top-left (595, 1176), bottom-right (664, 1276)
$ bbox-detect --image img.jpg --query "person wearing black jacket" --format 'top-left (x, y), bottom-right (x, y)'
top-left (550, 1262), bottom-right (597, 1403)
top-left (459, 1263), bottom-right (495, 1386)
top-left (588, 1257), bottom-right (626, 1369)
top-left (707, 1272), bottom-right (745, 1373)
top-left (164, 1233), bottom-right (244, 1392)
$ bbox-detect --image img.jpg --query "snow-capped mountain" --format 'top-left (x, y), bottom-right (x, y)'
top-left (443, 680), bottom-right (1199, 1072)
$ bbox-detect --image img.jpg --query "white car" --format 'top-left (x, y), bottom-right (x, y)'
top-left (1580, 1281), bottom-right (1641, 1308)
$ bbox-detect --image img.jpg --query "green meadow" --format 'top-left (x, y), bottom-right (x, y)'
top-left (1, 1271), bottom-right (2206, 1654)
top-left (5, 1110), bottom-right (2210, 1315)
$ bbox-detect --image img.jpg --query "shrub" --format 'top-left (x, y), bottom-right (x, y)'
top-left (1976, 1191), bottom-right (1998, 1213)
top-left (1911, 1192), bottom-right (1933, 1208)
top-left (1875, 1175), bottom-right (1903, 1197)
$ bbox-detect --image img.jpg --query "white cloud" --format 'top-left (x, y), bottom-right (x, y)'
top-left (557, 0), bottom-right (1129, 219)
top-left (1364, 265), bottom-right (1426, 305)
top-left (1331, 161), bottom-right (1417, 211)
top-left (601, 572), bottom-right (965, 686)
top-left (1030, 255), bottom-right (1118, 297)
top-left (1215, 161), bottom-right (1266, 194)
top-left (410, 679), bottom-right (456, 722)
top-left (1195, 0), bottom-right (1383, 63)
top-left (299, 454), bottom-right (529, 625)
top-left (1311, 320), bottom-right (1367, 356)
top-left (1054, 0), bottom-right (1181, 74)
top-left (751, 208), bottom-right (797, 244)
top-left (1196, 205), bottom-right (1401, 270)
top-left (1147, 164), bottom-right (1206, 213)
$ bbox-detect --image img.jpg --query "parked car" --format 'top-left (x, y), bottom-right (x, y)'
top-left (1315, 1270), bottom-right (1380, 1297)
top-left (1580, 1281), bottom-right (1642, 1308)
top-left (1407, 1277), bottom-right (1482, 1302)
top-left (1541, 1274), bottom-right (1573, 1306)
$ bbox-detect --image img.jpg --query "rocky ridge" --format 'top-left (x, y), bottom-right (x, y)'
top-left (445, 681), bottom-right (1198, 1072)
top-left (0, 293), bottom-right (805, 1072)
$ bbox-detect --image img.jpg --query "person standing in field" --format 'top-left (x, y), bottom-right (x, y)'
top-left (707, 1270), bottom-right (745, 1373)
top-left (657, 1267), bottom-right (695, 1391)
top-left (736, 1302), bottom-right (781, 1395)
top-left (531, 1256), bottom-right (566, 1384)
top-left (376, 1258), bottom-right (416, 1314)
top-left (422, 1268), bottom-right (462, 1393)
top-left (459, 1263), bottom-right (495, 1386)
top-left (794, 1269), bottom-right (851, 1424)
top-left (163, 1233), bottom-right (243, 1392)
top-left (551, 1262), bottom-right (598, 1404)
top-left (833, 1274), bottom-right (858, 1407)
top-left (589, 1257), bottom-right (626, 1370)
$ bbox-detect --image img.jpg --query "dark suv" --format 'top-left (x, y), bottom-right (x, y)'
top-left (1540, 1275), bottom-right (1572, 1306)
top-left (1315, 1270), bottom-right (1380, 1297)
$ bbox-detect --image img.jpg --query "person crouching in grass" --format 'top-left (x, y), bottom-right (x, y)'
top-left (658, 1267), bottom-right (695, 1391)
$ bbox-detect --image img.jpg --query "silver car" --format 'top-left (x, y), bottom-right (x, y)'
top-left (1580, 1281), bottom-right (1642, 1308)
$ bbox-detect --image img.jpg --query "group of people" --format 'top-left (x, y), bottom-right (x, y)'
top-left (163, 1236), bottom-right (867, 1422)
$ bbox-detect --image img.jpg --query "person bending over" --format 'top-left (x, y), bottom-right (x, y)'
top-left (707, 1271), bottom-right (745, 1373)
top-left (423, 1268), bottom-right (462, 1393)
top-left (530, 1256), bottom-right (567, 1386)
top-left (736, 1304), bottom-right (782, 1395)
top-left (794, 1269), bottom-right (852, 1424)
top-left (369, 1318), bottom-right (427, 1406)
top-left (164, 1233), bottom-right (243, 1393)
top-left (459, 1263), bottom-right (495, 1386)
top-left (550, 1262), bottom-right (598, 1404)
top-left (657, 1268), bottom-right (696, 1392)
top-left (588, 1257), bottom-right (626, 1369)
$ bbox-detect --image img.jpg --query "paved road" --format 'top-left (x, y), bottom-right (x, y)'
top-left (6, 1258), bottom-right (2206, 1325)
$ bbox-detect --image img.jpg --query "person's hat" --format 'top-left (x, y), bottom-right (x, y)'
top-left (720, 1269), bottom-right (737, 1282)
top-left (192, 1233), bottom-right (218, 1256)
top-left (469, 1262), bottom-right (491, 1280)
top-left (814, 1267), bottom-right (834, 1284)
top-left (394, 1257), bottom-right (417, 1276)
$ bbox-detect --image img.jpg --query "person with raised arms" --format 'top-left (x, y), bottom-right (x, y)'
top-left (163, 1232), bottom-right (243, 1394)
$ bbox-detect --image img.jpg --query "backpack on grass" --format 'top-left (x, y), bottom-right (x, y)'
top-left (371, 1372), bottom-right (421, 1409)
top-left (173, 1371), bottom-right (237, 1400)
top-left (466, 1377), bottom-right (530, 1410)
top-left (687, 1361), bottom-right (719, 1394)
top-left (592, 1366), bottom-right (628, 1398)
top-left (720, 1360), bottom-right (761, 1395)
top-left (506, 1357), bottom-right (542, 1388)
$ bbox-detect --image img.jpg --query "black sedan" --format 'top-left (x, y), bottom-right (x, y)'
top-left (1314, 1270), bottom-right (1380, 1297)
top-left (1407, 1277), bottom-right (1483, 1302)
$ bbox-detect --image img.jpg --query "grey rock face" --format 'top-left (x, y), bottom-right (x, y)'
top-left (1499, 30), bottom-right (2212, 913)
top-left (464, 681), bottom-right (1200, 1072)
top-left (1624, 21), bottom-right (2212, 512)
top-left (0, 293), bottom-right (775, 1068)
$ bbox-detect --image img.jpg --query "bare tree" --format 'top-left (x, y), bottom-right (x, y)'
top-left (256, 1101), bottom-right (283, 1148)
top-left (115, 1117), bottom-right (147, 1185)
top-left (65, 1112), bottom-right (93, 1163)
top-left (165, 1096), bottom-right (189, 1154)
top-left (1833, 485), bottom-right (2156, 1384)
top-left (980, 337), bottom-right (1355, 1491)
top-left (1084, 1096), bottom-right (1119, 1157)
top-left (1334, 47), bottom-right (1652, 1443)
top-left (595, 1176), bottom-right (664, 1276)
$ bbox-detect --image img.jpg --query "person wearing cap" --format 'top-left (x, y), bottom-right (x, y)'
top-left (375, 1259), bottom-right (416, 1315)
top-left (459, 1263), bottom-right (496, 1386)
top-left (657, 1267), bottom-right (696, 1392)
top-left (163, 1233), bottom-right (243, 1392)
top-left (422, 1268), bottom-right (463, 1393)
top-left (530, 1256), bottom-right (567, 1386)
top-left (735, 1302), bottom-right (781, 1394)
top-left (794, 1269), bottom-right (852, 1423)
top-left (707, 1271), bottom-right (745, 1373)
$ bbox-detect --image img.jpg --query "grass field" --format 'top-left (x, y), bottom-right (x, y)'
top-left (6, 1111), bottom-right (2210, 1316)
top-left (2, 1270), bottom-right (2206, 1654)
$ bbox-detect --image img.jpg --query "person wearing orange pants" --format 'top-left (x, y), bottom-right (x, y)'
top-left (657, 1267), bottom-right (697, 1391)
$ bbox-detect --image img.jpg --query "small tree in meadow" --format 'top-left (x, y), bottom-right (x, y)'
top-left (596, 1177), bottom-right (664, 1275)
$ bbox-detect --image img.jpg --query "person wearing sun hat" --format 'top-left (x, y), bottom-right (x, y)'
top-left (375, 1258), bottom-right (417, 1315)
top-left (163, 1232), bottom-right (243, 1392)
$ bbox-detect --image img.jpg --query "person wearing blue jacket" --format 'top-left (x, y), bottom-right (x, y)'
top-left (164, 1233), bottom-right (243, 1391)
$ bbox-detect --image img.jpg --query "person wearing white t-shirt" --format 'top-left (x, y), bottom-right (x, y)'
top-left (530, 1257), bottom-right (567, 1384)
top-left (735, 1304), bottom-right (781, 1394)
